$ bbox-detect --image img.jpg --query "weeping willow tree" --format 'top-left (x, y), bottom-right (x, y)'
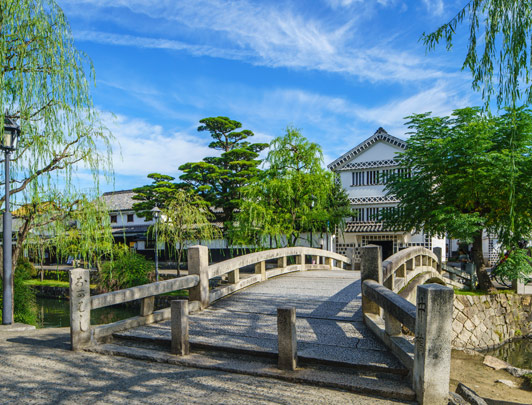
top-left (155, 189), bottom-right (221, 274)
top-left (422, 1), bottom-right (532, 282)
top-left (233, 127), bottom-right (351, 248)
top-left (0, 0), bottom-right (113, 316)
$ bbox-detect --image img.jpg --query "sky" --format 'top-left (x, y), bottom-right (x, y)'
top-left (56, 0), bottom-right (480, 193)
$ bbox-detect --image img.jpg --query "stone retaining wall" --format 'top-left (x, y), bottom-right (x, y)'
top-left (452, 293), bottom-right (532, 349)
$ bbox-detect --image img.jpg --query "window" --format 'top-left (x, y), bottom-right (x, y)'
top-left (352, 171), bottom-right (365, 186)
top-left (127, 214), bottom-right (134, 223)
top-left (367, 170), bottom-right (379, 185)
top-left (110, 215), bottom-right (117, 223)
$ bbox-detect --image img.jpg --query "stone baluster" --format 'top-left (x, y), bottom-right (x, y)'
top-left (228, 268), bottom-right (240, 284)
top-left (140, 296), bottom-right (155, 317)
top-left (255, 261), bottom-right (266, 281)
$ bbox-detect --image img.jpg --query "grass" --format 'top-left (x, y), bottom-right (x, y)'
top-left (454, 288), bottom-right (515, 296)
top-left (161, 290), bottom-right (189, 297)
top-left (24, 279), bottom-right (97, 289)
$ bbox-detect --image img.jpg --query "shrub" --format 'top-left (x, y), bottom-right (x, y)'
top-left (16, 257), bottom-right (37, 278)
top-left (97, 245), bottom-right (153, 292)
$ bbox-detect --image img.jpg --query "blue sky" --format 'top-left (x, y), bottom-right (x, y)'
top-left (57, 0), bottom-right (479, 192)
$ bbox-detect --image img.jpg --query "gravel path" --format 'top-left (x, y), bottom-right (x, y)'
top-left (0, 327), bottom-right (410, 405)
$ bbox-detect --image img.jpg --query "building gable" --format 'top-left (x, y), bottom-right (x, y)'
top-left (328, 127), bottom-right (406, 172)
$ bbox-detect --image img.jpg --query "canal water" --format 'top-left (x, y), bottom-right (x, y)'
top-left (37, 297), bottom-right (139, 328)
top-left (484, 338), bottom-right (532, 370)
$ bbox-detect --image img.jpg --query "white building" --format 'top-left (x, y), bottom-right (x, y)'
top-left (328, 128), bottom-right (446, 268)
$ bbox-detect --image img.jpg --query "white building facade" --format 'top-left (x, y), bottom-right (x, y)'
top-left (328, 128), bottom-right (446, 269)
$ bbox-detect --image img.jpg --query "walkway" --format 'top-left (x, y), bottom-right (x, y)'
top-left (116, 270), bottom-right (405, 372)
top-left (0, 328), bottom-right (411, 404)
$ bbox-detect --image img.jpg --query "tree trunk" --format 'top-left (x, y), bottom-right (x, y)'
top-left (471, 230), bottom-right (495, 292)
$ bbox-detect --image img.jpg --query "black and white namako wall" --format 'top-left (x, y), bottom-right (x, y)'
top-left (328, 127), bottom-right (446, 269)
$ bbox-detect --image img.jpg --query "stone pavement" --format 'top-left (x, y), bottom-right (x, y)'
top-left (0, 327), bottom-right (413, 404)
top-left (116, 271), bottom-right (405, 372)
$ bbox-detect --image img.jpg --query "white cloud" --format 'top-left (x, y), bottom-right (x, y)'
top-left (100, 112), bottom-right (212, 179)
top-left (65, 0), bottom-right (448, 83)
top-left (421, 0), bottom-right (444, 17)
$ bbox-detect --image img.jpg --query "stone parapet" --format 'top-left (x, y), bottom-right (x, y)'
top-left (452, 293), bottom-right (532, 350)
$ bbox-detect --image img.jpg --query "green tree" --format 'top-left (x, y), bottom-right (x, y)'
top-left (234, 127), bottom-right (352, 248)
top-left (0, 1), bottom-right (113, 319)
top-left (423, 1), bottom-right (532, 267)
top-left (382, 107), bottom-right (532, 291)
top-left (179, 117), bottom-right (268, 233)
top-left (132, 173), bottom-right (187, 220)
top-left (156, 189), bottom-right (221, 274)
top-left (423, 0), bottom-right (532, 107)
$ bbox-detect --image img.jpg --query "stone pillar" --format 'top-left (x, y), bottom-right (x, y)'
top-left (188, 245), bottom-right (209, 309)
top-left (171, 300), bottom-right (189, 356)
top-left (140, 296), bottom-right (155, 317)
top-left (324, 257), bottom-right (333, 269)
top-left (255, 261), bottom-right (266, 281)
top-left (69, 268), bottom-right (91, 350)
top-left (433, 247), bottom-right (442, 273)
top-left (277, 307), bottom-right (297, 371)
top-left (277, 256), bottom-right (287, 269)
top-left (466, 263), bottom-right (477, 289)
top-left (228, 268), bottom-right (240, 284)
top-left (346, 247), bottom-right (356, 270)
top-left (413, 284), bottom-right (454, 405)
top-left (295, 253), bottom-right (305, 270)
top-left (360, 245), bottom-right (382, 316)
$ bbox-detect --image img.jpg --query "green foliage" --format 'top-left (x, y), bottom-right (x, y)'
top-left (15, 257), bottom-right (37, 278)
top-left (179, 117), bottom-right (268, 232)
top-left (0, 0), bottom-right (113, 270)
top-left (156, 189), bottom-right (221, 271)
top-left (233, 127), bottom-right (352, 247)
top-left (97, 245), bottom-right (153, 292)
top-left (0, 258), bottom-right (37, 325)
top-left (382, 107), bottom-right (532, 289)
top-left (493, 249), bottom-right (532, 282)
top-left (45, 196), bottom-right (114, 268)
top-left (132, 173), bottom-right (187, 220)
top-left (422, 0), bottom-right (532, 107)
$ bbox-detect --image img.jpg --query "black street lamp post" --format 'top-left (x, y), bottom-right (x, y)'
top-left (2, 117), bottom-right (20, 325)
top-left (151, 205), bottom-right (161, 282)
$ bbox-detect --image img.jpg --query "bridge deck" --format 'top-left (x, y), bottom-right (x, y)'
top-left (115, 270), bottom-right (405, 372)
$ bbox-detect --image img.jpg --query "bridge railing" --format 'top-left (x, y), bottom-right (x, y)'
top-left (69, 245), bottom-right (351, 350)
top-left (381, 245), bottom-right (441, 293)
top-left (361, 245), bottom-right (453, 405)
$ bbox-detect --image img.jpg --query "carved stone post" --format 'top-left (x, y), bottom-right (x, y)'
top-left (188, 245), bottom-right (209, 309)
top-left (69, 268), bottom-right (91, 350)
top-left (413, 284), bottom-right (453, 405)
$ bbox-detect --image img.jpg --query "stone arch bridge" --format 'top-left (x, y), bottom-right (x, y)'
top-left (69, 245), bottom-right (453, 404)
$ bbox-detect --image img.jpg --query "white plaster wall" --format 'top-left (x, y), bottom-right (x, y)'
top-left (431, 236), bottom-right (447, 258)
top-left (111, 211), bottom-right (153, 228)
top-left (350, 141), bottom-right (402, 163)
